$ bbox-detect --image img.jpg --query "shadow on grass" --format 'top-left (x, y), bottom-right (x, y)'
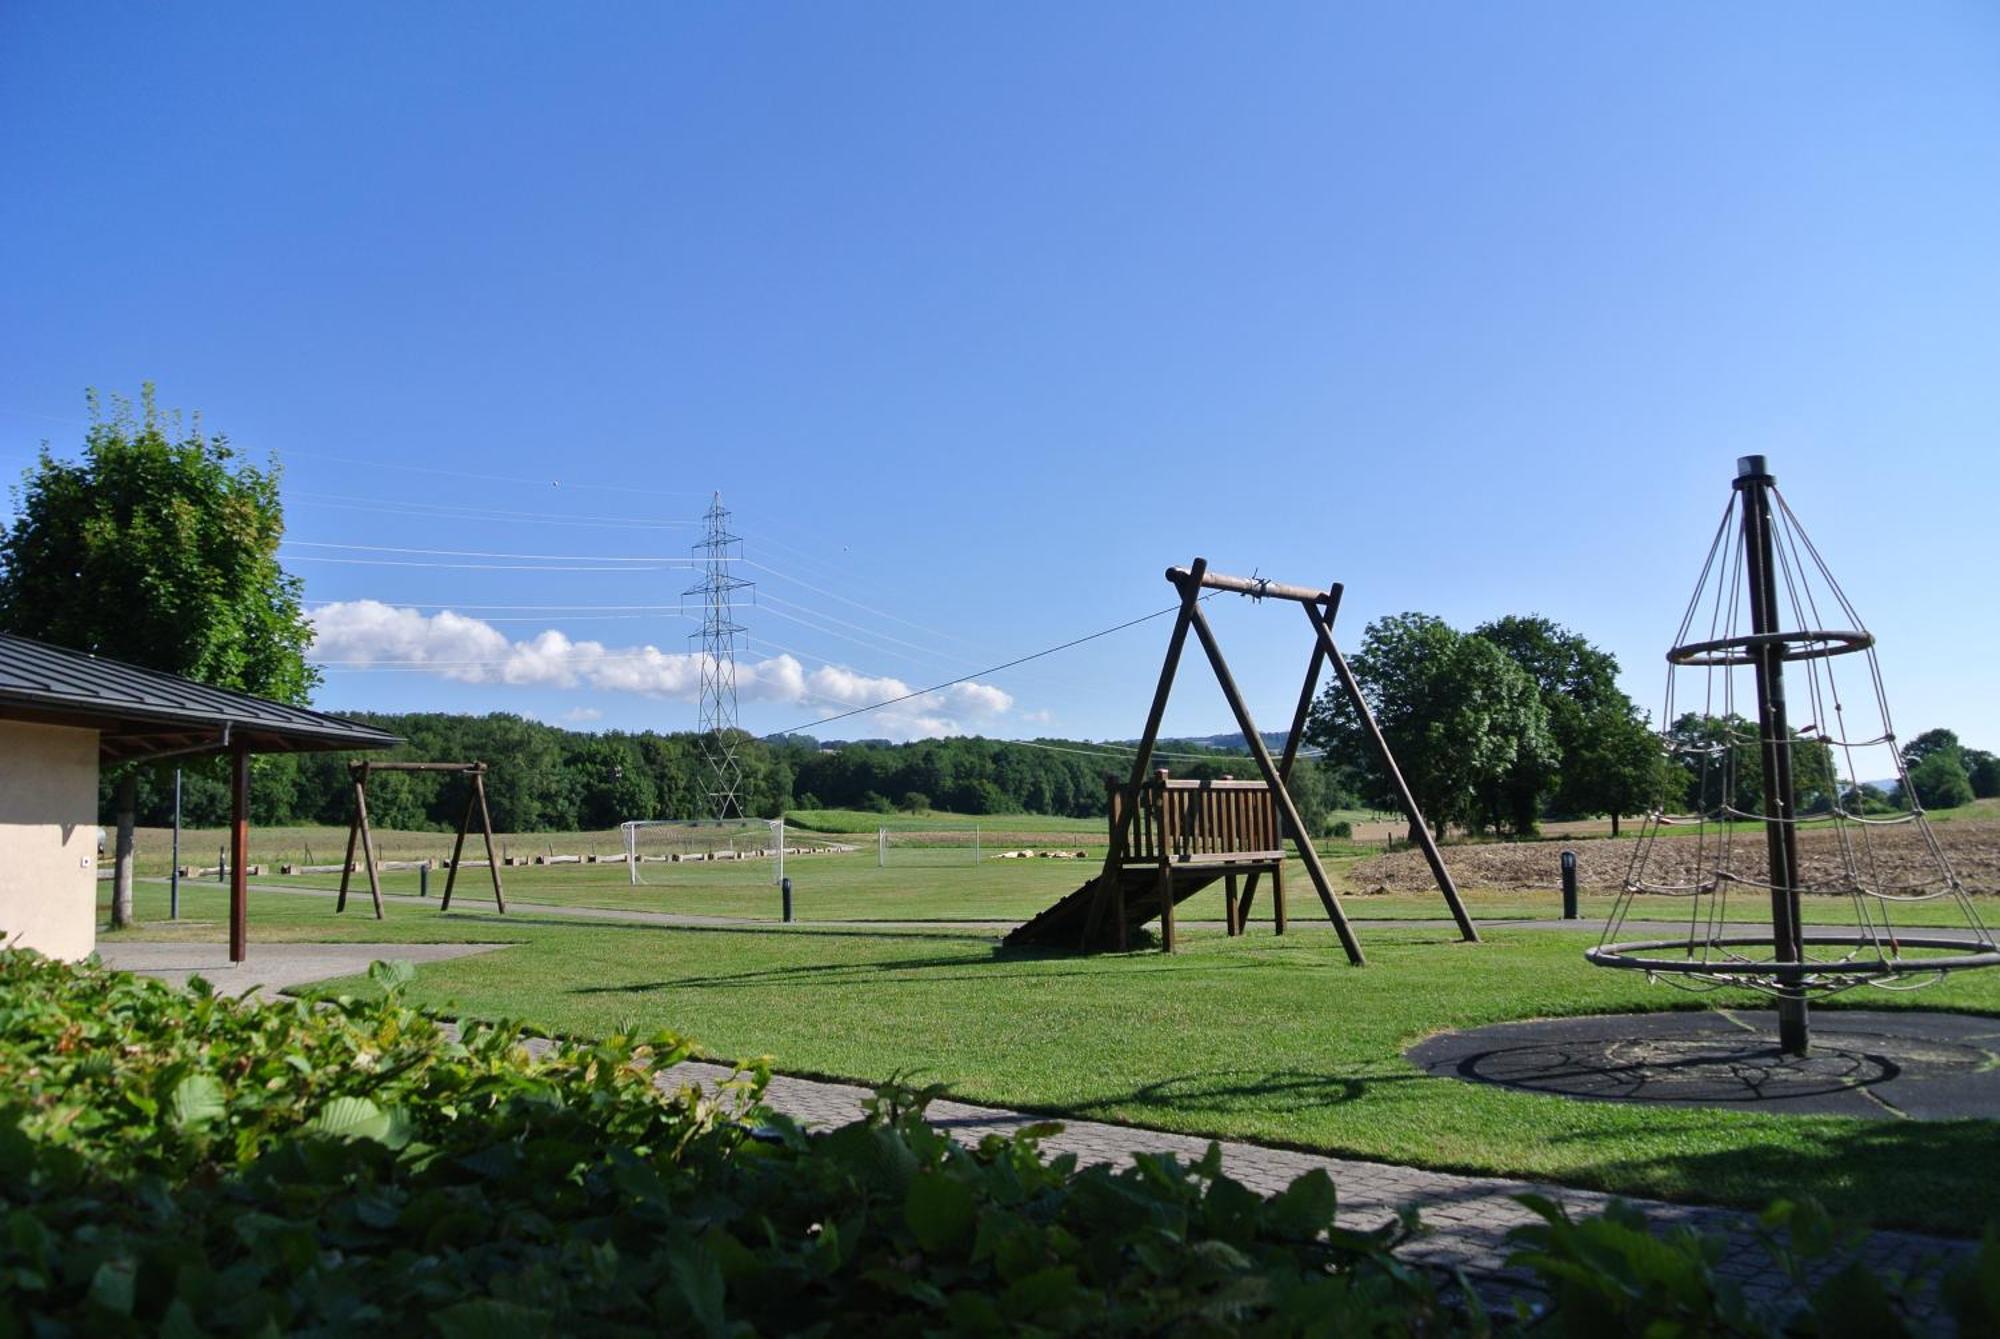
top-left (1062, 1065), bottom-right (1429, 1118)
top-left (1562, 1117), bottom-right (2000, 1236)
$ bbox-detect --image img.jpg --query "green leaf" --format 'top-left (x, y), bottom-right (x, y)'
top-left (165, 1073), bottom-right (226, 1132)
top-left (87, 1257), bottom-right (137, 1316)
top-left (666, 1242), bottom-right (727, 1339)
top-left (906, 1170), bottom-right (977, 1255)
top-left (1267, 1168), bottom-right (1338, 1237)
top-left (432, 1298), bottom-right (553, 1339)
top-left (305, 1095), bottom-right (391, 1142)
top-left (368, 959), bottom-right (415, 993)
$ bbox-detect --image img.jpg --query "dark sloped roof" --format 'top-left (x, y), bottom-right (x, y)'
top-left (0, 632), bottom-right (400, 763)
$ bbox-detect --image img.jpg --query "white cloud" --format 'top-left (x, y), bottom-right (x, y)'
top-left (561, 706), bottom-right (604, 724)
top-left (310, 601), bottom-right (1015, 740)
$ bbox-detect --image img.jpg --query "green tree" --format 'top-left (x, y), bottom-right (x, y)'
top-left (1307, 613), bottom-right (1555, 841)
top-left (1565, 705), bottom-right (1666, 836)
top-left (0, 388), bottom-right (318, 926)
top-left (1475, 614), bottom-right (1661, 833)
top-left (1900, 727), bottom-right (1962, 772)
top-left (1909, 751), bottom-right (1975, 811)
top-left (1965, 748), bottom-right (2000, 800)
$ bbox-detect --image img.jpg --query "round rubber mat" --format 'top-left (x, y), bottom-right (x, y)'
top-left (1405, 1010), bottom-right (2000, 1119)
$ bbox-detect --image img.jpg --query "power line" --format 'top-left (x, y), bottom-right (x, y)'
top-left (742, 557), bottom-right (996, 658)
top-left (286, 540), bottom-right (696, 563)
top-left (286, 556), bottom-right (693, 572)
top-left (288, 491), bottom-right (700, 530)
top-left (277, 446), bottom-right (713, 498)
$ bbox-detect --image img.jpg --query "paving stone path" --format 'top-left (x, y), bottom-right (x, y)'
top-left (646, 1058), bottom-right (1968, 1313)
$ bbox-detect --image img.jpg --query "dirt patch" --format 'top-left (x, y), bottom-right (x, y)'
top-left (1349, 821), bottom-right (2000, 895)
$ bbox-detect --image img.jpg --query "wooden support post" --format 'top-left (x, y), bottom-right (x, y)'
top-left (356, 765), bottom-right (386, 919)
top-left (441, 782), bottom-right (476, 909)
top-left (1157, 861), bottom-right (1176, 953)
top-left (229, 743), bottom-right (250, 964)
top-left (1182, 596), bottom-right (1365, 964)
top-left (1238, 870), bottom-right (1259, 929)
top-left (336, 782), bottom-right (363, 913)
top-left (1224, 874), bottom-right (1240, 936)
top-left (476, 771), bottom-right (506, 913)
top-left (1272, 861), bottom-right (1287, 934)
top-left (1301, 602), bottom-right (1480, 944)
top-left (1082, 558), bottom-right (1206, 948)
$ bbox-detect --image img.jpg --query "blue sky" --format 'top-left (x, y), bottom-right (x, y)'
top-left (3, 3), bottom-right (1997, 753)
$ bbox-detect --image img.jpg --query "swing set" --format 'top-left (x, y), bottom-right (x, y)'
top-left (336, 760), bottom-right (507, 918)
top-left (1006, 558), bottom-right (1477, 962)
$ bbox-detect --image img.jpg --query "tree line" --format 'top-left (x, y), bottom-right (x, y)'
top-left (100, 717), bottom-right (1354, 836)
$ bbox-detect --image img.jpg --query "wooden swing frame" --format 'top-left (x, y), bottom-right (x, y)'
top-left (336, 760), bottom-right (507, 918)
top-left (1078, 558), bottom-right (1479, 963)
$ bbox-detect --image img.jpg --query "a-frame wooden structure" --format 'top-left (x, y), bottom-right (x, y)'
top-left (1005, 558), bottom-right (1478, 962)
top-left (336, 760), bottom-right (506, 918)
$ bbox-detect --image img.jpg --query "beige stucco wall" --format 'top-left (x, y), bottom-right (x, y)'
top-left (0, 721), bottom-right (100, 960)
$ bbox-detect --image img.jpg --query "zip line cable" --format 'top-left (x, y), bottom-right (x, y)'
top-left (762, 597), bottom-right (1215, 739)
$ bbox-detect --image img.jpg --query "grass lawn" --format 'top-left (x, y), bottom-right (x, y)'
top-left (218, 844), bottom-right (2000, 931)
top-left (103, 877), bottom-right (2000, 1237)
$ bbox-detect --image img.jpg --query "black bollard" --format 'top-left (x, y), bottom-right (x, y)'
top-left (1560, 849), bottom-right (1579, 920)
top-left (781, 876), bottom-right (794, 924)
top-left (420, 862), bottom-right (430, 898)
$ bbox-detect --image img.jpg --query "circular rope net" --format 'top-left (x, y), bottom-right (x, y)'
top-left (1590, 475), bottom-right (2000, 998)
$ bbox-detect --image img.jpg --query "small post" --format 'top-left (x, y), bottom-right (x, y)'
top-left (878, 827), bottom-right (887, 868)
top-left (419, 861), bottom-right (430, 898)
top-left (1560, 849), bottom-right (1578, 920)
top-left (973, 824), bottom-right (981, 864)
top-left (774, 819), bottom-right (785, 886)
top-left (169, 768), bottom-right (182, 920)
top-left (217, 845), bottom-right (226, 884)
top-left (781, 876), bottom-right (794, 923)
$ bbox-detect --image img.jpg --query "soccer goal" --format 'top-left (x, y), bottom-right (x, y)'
top-left (876, 824), bottom-right (985, 867)
top-left (621, 818), bottom-right (786, 886)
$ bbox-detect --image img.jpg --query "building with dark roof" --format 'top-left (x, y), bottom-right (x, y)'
top-left (0, 632), bottom-right (397, 962)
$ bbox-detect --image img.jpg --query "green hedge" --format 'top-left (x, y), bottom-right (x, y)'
top-left (1, 949), bottom-right (1994, 1335)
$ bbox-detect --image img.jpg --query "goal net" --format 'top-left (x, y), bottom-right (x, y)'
top-left (621, 818), bottom-right (785, 886)
top-left (876, 824), bottom-right (986, 867)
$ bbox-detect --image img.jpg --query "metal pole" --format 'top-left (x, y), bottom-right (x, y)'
top-left (1561, 849), bottom-right (1578, 920)
top-left (878, 827), bottom-right (886, 868)
top-left (774, 819), bottom-right (785, 886)
top-left (781, 876), bottom-right (793, 923)
top-left (419, 862), bottom-right (429, 898)
top-left (169, 768), bottom-right (181, 920)
top-left (228, 744), bottom-right (250, 964)
top-left (1737, 455), bottom-right (1808, 1056)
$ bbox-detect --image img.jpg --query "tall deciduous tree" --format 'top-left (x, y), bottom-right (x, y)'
top-left (1307, 613), bottom-right (1555, 841)
top-left (1474, 614), bottom-right (1660, 834)
top-left (0, 387), bottom-right (318, 926)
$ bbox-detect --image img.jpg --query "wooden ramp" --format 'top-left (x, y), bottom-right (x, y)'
top-left (1005, 773), bottom-right (1290, 953)
top-left (1006, 864), bottom-right (1251, 950)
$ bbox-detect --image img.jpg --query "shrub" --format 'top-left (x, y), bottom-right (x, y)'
top-left (3, 949), bottom-right (1993, 1335)
top-left (1330, 820), bottom-right (1355, 839)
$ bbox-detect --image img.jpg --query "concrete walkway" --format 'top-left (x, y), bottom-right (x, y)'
top-left (97, 941), bottom-right (505, 1001)
top-left (104, 936), bottom-right (1973, 1317)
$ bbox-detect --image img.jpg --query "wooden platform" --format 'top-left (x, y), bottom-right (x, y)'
top-left (1005, 774), bottom-right (1286, 952)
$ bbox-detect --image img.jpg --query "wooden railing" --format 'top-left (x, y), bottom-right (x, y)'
top-left (1108, 771), bottom-right (1286, 865)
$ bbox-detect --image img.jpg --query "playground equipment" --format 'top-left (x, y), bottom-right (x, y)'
top-left (337, 760), bottom-right (506, 918)
top-left (1007, 558), bottom-right (1478, 960)
top-left (1591, 457), bottom-right (1998, 1055)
